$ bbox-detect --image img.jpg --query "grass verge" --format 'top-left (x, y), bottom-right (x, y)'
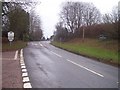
top-left (2, 41), bottom-right (27, 52)
top-left (51, 39), bottom-right (119, 67)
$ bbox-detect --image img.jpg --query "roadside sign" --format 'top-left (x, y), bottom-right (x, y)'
top-left (8, 31), bottom-right (14, 41)
top-left (8, 31), bottom-right (14, 46)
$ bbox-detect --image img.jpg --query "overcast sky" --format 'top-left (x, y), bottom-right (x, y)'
top-left (35, 0), bottom-right (119, 38)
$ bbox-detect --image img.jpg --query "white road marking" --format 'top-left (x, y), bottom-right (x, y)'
top-left (51, 51), bottom-right (62, 57)
top-left (20, 59), bottom-right (24, 62)
top-left (22, 69), bottom-right (27, 72)
top-left (66, 59), bottom-right (104, 77)
top-left (23, 83), bottom-right (32, 88)
top-left (21, 63), bottom-right (25, 66)
top-left (21, 66), bottom-right (26, 69)
top-left (23, 77), bottom-right (30, 82)
top-left (20, 49), bottom-right (23, 57)
top-left (40, 44), bottom-right (43, 47)
top-left (22, 72), bottom-right (28, 77)
top-left (14, 50), bottom-right (18, 60)
top-left (20, 49), bottom-right (32, 88)
top-left (20, 61), bottom-right (25, 64)
top-left (39, 42), bottom-right (43, 47)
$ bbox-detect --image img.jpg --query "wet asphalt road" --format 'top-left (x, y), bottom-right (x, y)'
top-left (23, 41), bottom-right (119, 88)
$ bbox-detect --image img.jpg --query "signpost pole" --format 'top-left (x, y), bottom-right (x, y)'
top-left (10, 41), bottom-right (11, 46)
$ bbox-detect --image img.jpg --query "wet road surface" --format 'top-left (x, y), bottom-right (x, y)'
top-left (23, 41), bottom-right (119, 88)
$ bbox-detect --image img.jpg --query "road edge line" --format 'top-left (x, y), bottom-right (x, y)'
top-left (20, 49), bottom-right (32, 88)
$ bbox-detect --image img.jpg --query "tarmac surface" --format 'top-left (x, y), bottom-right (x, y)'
top-left (23, 41), bottom-right (119, 88)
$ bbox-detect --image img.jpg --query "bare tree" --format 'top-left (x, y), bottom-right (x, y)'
top-left (60, 2), bottom-right (101, 33)
top-left (60, 2), bottom-right (74, 33)
top-left (102, 6), bottom-right (118, 24)
top-left (55, 1), bottom-right (118, 40)
top-left (102, 14), bottom-right (113, 24)
top-left (60, 2), bottom-right (83, 33)
top-left (54, 22), bottom-right (68, 41)
top-left (82, 3), bottom-right (101, 26)
top-left (29, 11), bottom-right (43, 40)
top-left (111, 6), bottom-right (119, 23)
top-left (101, 5), bottom-right (119, 39)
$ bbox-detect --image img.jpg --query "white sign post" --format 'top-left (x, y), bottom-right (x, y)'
top-left (8, 31), bottom-right (14, 46)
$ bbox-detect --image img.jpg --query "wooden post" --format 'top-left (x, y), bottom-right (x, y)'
top-left (82, 27), bottom-right (85, 42)
top-left (10, 41), bottom-right (12, 46)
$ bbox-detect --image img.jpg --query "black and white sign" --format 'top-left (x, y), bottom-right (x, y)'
top-left (8, 31), bottom-right (14, 41)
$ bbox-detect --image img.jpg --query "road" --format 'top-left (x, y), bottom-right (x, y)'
top-left (23, 41), bottom-right (119, 88)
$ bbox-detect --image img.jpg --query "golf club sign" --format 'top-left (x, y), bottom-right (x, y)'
top-left (8, 31), bottom-right (14, 46)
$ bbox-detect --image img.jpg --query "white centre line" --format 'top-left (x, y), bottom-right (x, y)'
top-left (14, 50), bottom-right (18, 60)
top-left (66, 59), bottom-right (104, 77)
top-left (51, 51), bottom-right (62, 57)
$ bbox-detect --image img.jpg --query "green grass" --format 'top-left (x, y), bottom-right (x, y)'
top-left (2, 41), bottom-right (27, 52)
top-left (51, 39), bottom-right (119, 65)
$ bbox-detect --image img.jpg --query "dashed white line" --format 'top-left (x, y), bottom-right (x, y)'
top-left (14, 50), bottom-right (18, 60)
top-left (22, 69), bottom-right (27, 72)
top-left (20, 61), bottom-right (25, 64)
top-left (51, 51), bottom-right (62, 57)
top-left (21, 63), bottom-right (25, 66)
top-left (23, 83), bottom-right (32, 88)
top-left (23, 77), bottom-right (30, 82)
top-left (22, 72), bottom-right (28, 77)
top-left (20, 49), bottom-right (32, 88)
top-left (66, 59), bottom-right (104, 77)
top-left (21, 66), bottom-right (26, 69)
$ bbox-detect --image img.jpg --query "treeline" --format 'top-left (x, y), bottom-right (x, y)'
top-left (54, 2), bottom-right (119, 41)
top-left (2, 1), bottom-right (43, 42)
